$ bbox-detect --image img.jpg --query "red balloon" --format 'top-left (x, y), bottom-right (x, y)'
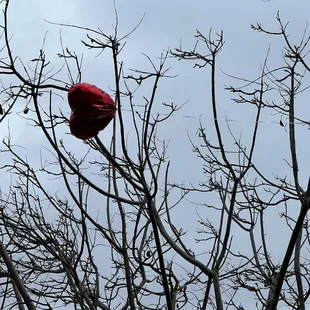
top-left (68, 83), bottom-right (116, 139)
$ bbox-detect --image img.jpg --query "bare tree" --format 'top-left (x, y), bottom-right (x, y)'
top-left (0, 1), bottom-right (310, 309)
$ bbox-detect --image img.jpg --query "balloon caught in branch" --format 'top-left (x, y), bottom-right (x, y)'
top-left (68, 83), bottom-right (116, 139)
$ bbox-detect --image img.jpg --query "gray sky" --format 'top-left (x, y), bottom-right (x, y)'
top-left (1, 0), bottom-right (310, 308)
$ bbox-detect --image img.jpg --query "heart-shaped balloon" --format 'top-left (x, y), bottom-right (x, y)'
top-left (68, 83), bottom-right (116, 139)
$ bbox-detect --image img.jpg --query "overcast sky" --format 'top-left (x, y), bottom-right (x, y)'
top-left (1, 0), bottom-right (310, 308)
